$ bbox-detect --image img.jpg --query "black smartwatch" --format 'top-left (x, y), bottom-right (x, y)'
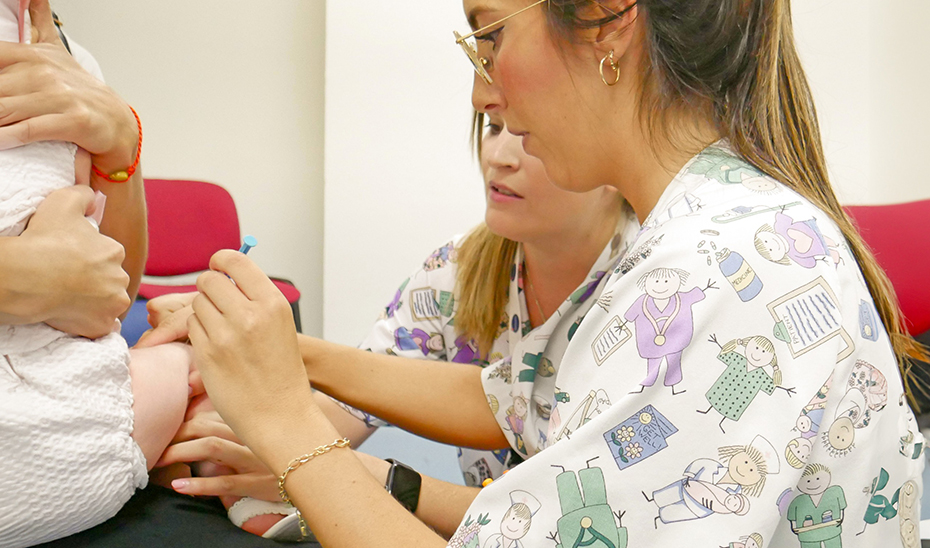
top-left (385, 459), bottom-right (422, 514)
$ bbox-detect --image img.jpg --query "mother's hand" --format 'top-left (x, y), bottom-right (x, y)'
top-left (0, 0), bottom-right (137, 171)
top-left (1, 186), bottom-right (130, 338)
top-left (188, 250), bottom-right (312, 457)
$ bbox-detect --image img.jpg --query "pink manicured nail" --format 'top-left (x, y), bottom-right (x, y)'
top-left (171, 479), bottom-right (190, 491)
top-left (0, 133), bottom-right (24, 151)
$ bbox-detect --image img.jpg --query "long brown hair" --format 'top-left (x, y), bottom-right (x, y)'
top-left (546, 0), bottom-right (928, 405)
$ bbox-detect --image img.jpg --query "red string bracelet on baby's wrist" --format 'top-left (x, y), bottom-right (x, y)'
top-left (91, 104), bottom-right (142, 183)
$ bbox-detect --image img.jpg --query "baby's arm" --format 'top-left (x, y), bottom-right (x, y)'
top-left (127, 342), bottom-right (192, 468)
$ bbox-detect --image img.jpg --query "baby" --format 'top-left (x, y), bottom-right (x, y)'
top-left (0, 2), bottom-right (192, 546)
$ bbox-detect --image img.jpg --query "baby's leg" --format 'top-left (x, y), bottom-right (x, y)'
top-left (128, 342), bottom-right (192, 469)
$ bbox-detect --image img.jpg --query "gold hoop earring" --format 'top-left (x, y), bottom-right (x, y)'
top-left (599, 50), bottom-right (620, 86)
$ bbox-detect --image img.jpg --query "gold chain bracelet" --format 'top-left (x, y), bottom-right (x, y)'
top-left (278, 437), bottom-right (351, 505)
top-left (278, 437), bottom-right (351, 536)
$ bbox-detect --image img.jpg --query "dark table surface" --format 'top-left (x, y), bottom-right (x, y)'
top-left (36, 485), bottom-right (320, 547)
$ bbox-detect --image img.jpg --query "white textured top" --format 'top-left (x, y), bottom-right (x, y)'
top-left (0, 6), bottom-right (147, 546)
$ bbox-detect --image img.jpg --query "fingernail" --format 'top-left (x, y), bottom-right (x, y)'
top-left (188, 385), bottom-right (193, 396)
top-left (0, 133), bottom-right (24, 151)
top-left (172, 479), bottom-right (190, 491)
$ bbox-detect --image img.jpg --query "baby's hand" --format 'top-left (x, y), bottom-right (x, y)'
top-left (134, 292), bottom-right (197, 348)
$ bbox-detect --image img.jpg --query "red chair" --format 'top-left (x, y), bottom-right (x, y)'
top-left (845, 199), bottom-right (930, 336)
top-left (137, 178), bottom-right (302, 332)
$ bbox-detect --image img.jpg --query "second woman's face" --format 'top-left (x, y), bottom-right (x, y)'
top-left (480, 116), bottom-right (611, 244)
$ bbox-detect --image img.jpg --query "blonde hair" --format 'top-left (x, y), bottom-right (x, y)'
top-left (455, 224), bottom-right (520, 357)
top-left (801, 463), bottom-right (831, 478)
top-left (784, 439), bottom-right (805, 469)
top-left (546, 0), bottom-right (928, 407)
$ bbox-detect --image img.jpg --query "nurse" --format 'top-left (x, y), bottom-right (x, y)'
top-left (147, 113), bottom-right (637, 538)
top-left (184, 1), bottom-right (926, 547)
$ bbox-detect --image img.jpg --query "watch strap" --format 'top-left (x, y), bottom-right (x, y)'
top-left (385, 458), bottom-right (421, 514)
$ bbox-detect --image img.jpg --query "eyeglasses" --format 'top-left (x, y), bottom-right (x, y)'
top-left (454, 0), bottom-right (548, 85)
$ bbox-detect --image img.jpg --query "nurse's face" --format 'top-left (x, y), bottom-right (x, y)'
top-left (467, 0), bottom-right (624, 193)
top-left (727, 450), bottom-right (762, 487)
top-left (480, 115), bottom-right (616, 245)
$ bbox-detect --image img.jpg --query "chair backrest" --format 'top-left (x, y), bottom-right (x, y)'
top-left (144, 178), bottom-right (241, 276)
top-left (845, 199), bottom-right (930, 336)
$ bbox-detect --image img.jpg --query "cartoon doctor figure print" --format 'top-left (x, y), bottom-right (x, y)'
top-left (624, 267), bottom-right (715, 394)
top-left (483, 490), bottom-right (541, 548)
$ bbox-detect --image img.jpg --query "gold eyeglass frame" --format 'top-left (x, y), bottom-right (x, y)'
top-left (454, 0), bottom-right (549, 85)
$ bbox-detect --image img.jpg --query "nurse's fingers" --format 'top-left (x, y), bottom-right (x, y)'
top-left (209, 250), bottom-right (280, 303)
top-left (172, 414), bottom-right (239, 446)
top-left (195, 270), bottom-right (246, 317)
top-left (190, 290), bottom-right (226, 337)
top-left (170, 472), bottom-right (278, 500)
top-left (156, 436), bottom-right (257, 471)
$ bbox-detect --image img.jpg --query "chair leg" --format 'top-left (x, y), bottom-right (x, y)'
top-left (290, 301), bottom-right (302, 333)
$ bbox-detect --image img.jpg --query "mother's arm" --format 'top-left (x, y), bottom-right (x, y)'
top-left (0, 0), bottom-right (146, 306)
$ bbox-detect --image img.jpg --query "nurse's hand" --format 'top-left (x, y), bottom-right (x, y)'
top-left (0, 0), bottom-right (138, 173)
top-left (0, 186), bottom-right (130, 338)
top-left (134, 292), bottom-right (196, 348)
top-left (158, 409), bottom-right (281, 502)
top-left (188, 250), bottom-right (314, 455)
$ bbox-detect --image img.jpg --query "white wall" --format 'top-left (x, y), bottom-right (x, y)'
top-left (794, 0), bottom-right (930, 205)
top-left (323, 2), bottom-right (484, 347)
top-left (56, 0), bottom-right (326, 337)
top-left (323, 2), bottom-right (483, 485)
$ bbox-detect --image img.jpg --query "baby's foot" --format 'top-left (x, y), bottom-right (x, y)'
top-left (191, 462), bottom-right (288, 537)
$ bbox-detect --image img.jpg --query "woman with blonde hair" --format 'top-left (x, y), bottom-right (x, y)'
top-left (170, 0), bottom-right (926, 546)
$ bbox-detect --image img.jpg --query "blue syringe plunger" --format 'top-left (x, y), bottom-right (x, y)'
top-left (239, 235), bottom-right (258, 254)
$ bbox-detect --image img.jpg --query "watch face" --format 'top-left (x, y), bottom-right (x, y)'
top-left (387, 460), bottom-right (422, 513)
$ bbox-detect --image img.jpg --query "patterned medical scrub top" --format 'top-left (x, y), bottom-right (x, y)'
top-left (447, 144), bottom-right (925, 548)
top-left (343, 211), bottom-right (639, 487)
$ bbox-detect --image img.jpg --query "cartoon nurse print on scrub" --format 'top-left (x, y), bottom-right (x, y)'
top-left (482, 490), bottom-right (541, 548)
top-left (624, 267), bottom-right (717, 395)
